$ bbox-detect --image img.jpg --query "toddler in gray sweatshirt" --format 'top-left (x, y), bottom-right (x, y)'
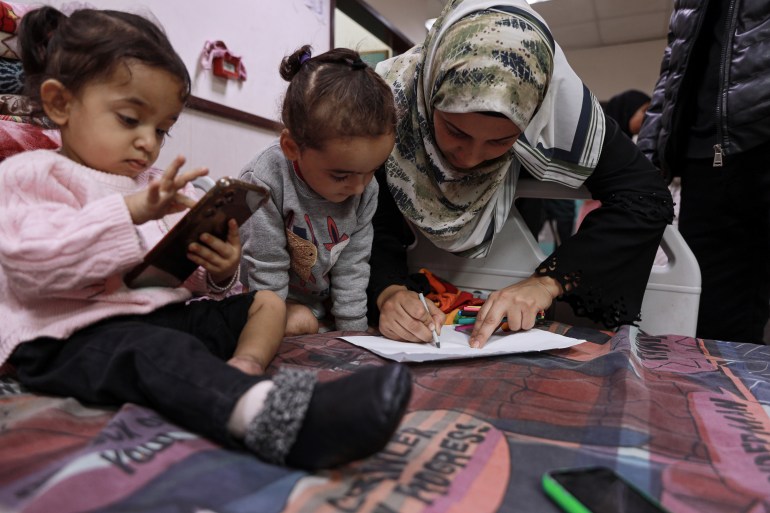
top-left (239, 45), bottom-right (397, 335)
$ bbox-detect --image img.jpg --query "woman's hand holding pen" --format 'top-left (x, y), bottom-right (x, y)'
top-left (469, 275), bottom-right (562, 348)
top-left (377, 285), bottom-right (446, 343)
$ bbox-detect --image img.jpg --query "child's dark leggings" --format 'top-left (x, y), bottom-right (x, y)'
top-left (9, 292), bottom-right (264, 447)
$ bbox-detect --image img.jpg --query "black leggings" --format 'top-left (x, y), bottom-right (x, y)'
top-left (9, 292), bottom-right (265, 446)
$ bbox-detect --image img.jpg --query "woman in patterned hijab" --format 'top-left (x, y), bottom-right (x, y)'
top-left (368, 0), bottom-right (673, 346)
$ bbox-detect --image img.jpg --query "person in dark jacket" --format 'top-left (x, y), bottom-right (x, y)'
top-left (637, 0), bottom-right (770, 344)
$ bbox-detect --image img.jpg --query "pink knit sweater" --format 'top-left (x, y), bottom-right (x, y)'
top-left (0, 150), bottom-right (219, 365)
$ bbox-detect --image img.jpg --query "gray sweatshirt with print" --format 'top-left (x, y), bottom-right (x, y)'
top-left (238, 143), bottom-right (378, 331)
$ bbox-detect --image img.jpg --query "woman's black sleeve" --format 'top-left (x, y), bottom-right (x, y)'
top-left (534, 114), bottom-right (674, 328)
top-left (366, 168), bottom-right (431, 325)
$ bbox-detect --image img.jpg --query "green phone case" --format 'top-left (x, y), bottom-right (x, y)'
top-left (541, 467), bottom-right (671, 513)
top-left (542, 474), bottom-right (594, 513)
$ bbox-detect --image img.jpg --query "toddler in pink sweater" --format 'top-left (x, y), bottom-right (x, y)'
top-left (0, 5), bottom-right (411, 471)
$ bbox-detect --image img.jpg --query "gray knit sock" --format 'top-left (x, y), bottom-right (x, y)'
top-left (243, 367), bottom-right (317, 465)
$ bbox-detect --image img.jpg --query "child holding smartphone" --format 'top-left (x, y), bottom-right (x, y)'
top-left (239, 45), bottom-right (397, 335)
top-left (0, 7), bottom-right (411, 471)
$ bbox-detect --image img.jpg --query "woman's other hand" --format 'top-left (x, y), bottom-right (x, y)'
top-left (469, 276), bottom-right (562, 348)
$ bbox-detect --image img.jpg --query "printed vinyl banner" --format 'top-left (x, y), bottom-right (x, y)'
top-left (1, 325), bottom-right (769, 512)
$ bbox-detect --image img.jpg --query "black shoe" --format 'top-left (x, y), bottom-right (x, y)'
top-left (285, 363), bottom-right (412, 470)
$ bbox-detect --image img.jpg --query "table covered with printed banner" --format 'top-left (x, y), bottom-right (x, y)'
top-left (1, 323), bottom-right (768, 513)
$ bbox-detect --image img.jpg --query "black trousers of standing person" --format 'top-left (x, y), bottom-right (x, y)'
top-left (9, 292), bottom-right (263, 447)
top-left (678, 145), bottom-right (770, 344)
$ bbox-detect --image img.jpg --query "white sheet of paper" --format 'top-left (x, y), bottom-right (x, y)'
top-left (339, 325), bottom-right (584, 363)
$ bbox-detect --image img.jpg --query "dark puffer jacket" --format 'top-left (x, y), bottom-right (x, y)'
top-left (637, 0), bottom-right (770, 175)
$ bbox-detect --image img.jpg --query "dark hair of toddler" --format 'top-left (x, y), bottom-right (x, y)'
top-left (18, 6), bottom-right (191, 109)
top-left (279, 45), bottom-right (397, 151)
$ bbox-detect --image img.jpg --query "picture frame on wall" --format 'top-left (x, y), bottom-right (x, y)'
top-left (361, 49), bottom-right (391, 68)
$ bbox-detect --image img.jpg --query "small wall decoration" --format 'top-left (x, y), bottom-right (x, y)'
top-left (200, 40), bottom-right (247, 81)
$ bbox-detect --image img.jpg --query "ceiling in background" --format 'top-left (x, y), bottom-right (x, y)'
top-left (426, 0), bottom-right (674, 50)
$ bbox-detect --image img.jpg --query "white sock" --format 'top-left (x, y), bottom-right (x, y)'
top-left (227, 381), bottom-right (275, 438)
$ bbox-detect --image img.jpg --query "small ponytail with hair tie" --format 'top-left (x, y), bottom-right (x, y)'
top-left (19, 5), bottom-right (67, 83)
top-left (348, 57), bottom-right (367, 70)
top-left (279, 45), bottom-right (313, 81)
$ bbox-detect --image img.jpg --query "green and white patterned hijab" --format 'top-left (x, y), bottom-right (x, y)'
top-left (376, 0), bottom-right (605, 257)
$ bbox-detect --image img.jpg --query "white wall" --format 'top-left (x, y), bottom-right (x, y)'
top-left (156, 111), bottom-right (276, 179)
top-left (566, 39), bottom-right (667, 101)
top-left (335, 9), bottom-right (390, 52)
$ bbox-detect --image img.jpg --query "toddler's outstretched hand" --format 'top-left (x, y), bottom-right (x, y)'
top-left (125, 155), bottom-right (208, 225)
top-left (187, 218), bottom-right (242, 285)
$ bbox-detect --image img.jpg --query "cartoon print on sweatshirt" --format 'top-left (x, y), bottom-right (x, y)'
top-left (286, 211), bottom-right (317, 284)
top-left (324, 217), bottom-right (351, 266)
top-left (285, 212), bottom-right (351, 286)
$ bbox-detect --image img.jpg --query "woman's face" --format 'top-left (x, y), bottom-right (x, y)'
top-left (432, 110), bottom-right (521, 170)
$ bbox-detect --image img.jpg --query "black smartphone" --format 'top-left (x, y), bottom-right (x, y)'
top-left (125, 177), bottom-right (269, 288)
top-left (542, 466), bottom-right (672, 513)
